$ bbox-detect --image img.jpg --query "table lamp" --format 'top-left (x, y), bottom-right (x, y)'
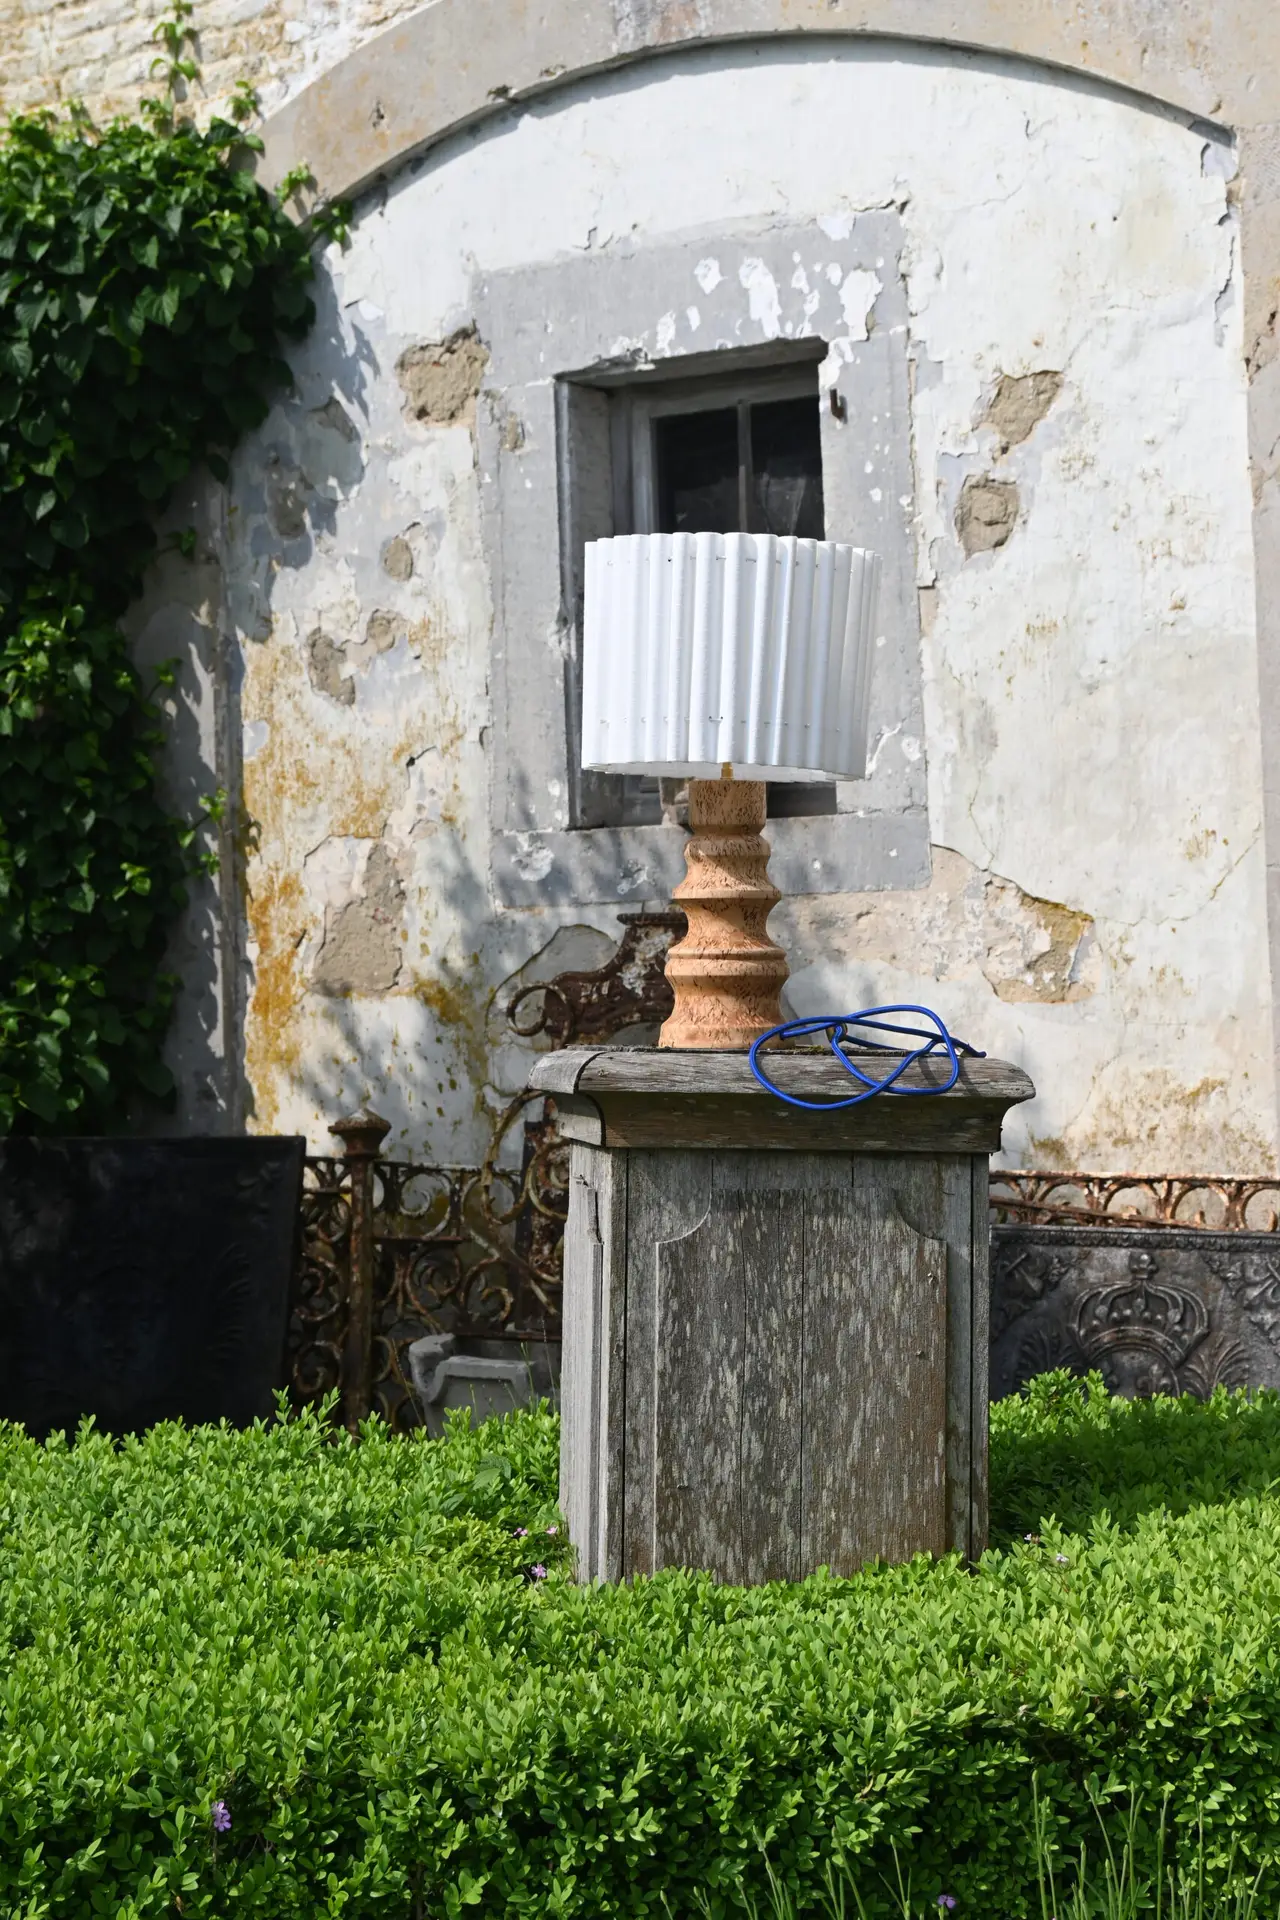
top-left (581, 531), bottom-right (881, 1048)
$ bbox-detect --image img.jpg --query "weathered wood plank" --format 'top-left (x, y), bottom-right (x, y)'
top-left (969, 1153), bottom-right (991, 1558)
top-left (559, 1146), bottom-right (629, 1582)
top-left (654, 1196), bottom-right (747, 1578)
top-left (710, 1151), bottom-right (852, 1191)
top-left (600, 1149), bottom-right (629, 1583)
top-left (801, 1169), bottom-right (948, 1571)
top-left (875, 1154), bottom-right (975, 1557)
top-left (548, 1095), bottom-right (605, 1146)
top-left (652, 1190), bottom-right (805, 1582)
top-left (534, 1046), bottom-right (1033, 1104)
top-left (738, 1193), bottom-right (805, 1583)
top-left (622, 1151), bottom-right (711, 1577)
top-left (576, 1091), bottom-right (1011, 1154)
top-left (559, 1149), bottom-right (602, 1575)
top-left (562, 1130), bottom-right (991, 1583)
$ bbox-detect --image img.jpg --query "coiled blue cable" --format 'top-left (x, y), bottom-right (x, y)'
top-left (747, 1005), bottom-right (985, 1112)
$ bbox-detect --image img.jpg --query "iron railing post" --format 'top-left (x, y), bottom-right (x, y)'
top-left (330, 1107), bottom-right (390, 1429)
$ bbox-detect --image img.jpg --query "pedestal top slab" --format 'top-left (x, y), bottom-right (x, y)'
top-left (531, 1046), bottom-right (1035, 1154)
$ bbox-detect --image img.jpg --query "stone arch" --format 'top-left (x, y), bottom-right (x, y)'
top-left (257, 0), bottom-right (1258, 207)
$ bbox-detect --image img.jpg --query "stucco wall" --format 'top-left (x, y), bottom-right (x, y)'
top-left (194, 39), bottom-right (1274, 1173)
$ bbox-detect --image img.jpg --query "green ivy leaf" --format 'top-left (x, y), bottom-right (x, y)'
top-left (0, 336), bottom-right (33, 377)
top-left (0, 95), bottom-right (318, 1132)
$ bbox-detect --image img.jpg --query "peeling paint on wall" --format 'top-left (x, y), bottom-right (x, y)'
top-left (955, 476), bottom-right (1020, 555)
top-left (981, 370), bottom-right (1063, 450)
top-left (191, 44), bottom-right (1274, 1175)
top-left (311, 842), bottom-right (406, 995)
top-left (397, 328), bottom-right (490, 427)
top-left (306, 627), bottom-right (355, 705)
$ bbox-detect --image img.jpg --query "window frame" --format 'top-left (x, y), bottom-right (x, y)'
top-left (473, 213), bottom-right (930, 910)
top-left (568, 348), bottom-right (836, 828)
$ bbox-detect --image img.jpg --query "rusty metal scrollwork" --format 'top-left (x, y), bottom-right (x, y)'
top-left (990, 1170), bottom-right (1280, 1232)
top-left (291, 1155), bottom-right (349, 1407)
top-left (288, 911), bottom-right (686, 1430)
top-left (292, 896), bottom-right (1280, 1427)
top-left (506, 909), bottom-right (685, 1046)
top-left (291, 1107), bottom-right (572, 1433)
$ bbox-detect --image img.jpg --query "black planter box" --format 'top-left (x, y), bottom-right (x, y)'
top-left (0, 1136), bottom-right (305, 1438)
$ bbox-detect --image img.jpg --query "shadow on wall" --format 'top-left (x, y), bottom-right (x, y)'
top-left (118, 264), bottom-right (383, 1137)
top-left (260, 798), bottom-right (499, 1156)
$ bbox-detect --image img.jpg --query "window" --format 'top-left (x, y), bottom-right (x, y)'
top-left (567, 352), bottom-right (837, 826)
top-left (652, 392), bottom-right (824, 539)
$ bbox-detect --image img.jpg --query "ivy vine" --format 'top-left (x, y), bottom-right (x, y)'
top-left (0, 20), bottom-right (340, 1131)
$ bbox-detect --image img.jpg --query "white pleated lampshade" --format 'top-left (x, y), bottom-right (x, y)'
top-left (581, 532), bottom-right (881, 782)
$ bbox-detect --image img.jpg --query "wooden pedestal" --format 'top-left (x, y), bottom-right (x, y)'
top-left (531, 1046), bottom-right (1034, 1584)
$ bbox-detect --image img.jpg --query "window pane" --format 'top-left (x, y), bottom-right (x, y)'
top-left (654, 406), bottom-right (739, 533)
top-left (751, 395), bottom-right (824, 538)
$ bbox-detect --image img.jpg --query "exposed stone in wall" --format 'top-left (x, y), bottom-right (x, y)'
top-left (0, 0), bottom-right (426, 126)
top-left (312, 843), bottom-right (405, 995)
top-left (980, 877), bottom-right (1094, 1004)
top-left (306, 626), bottom-right (354, 706)
top-left (981, 370), bottom-right (1063, 450)
top-left (784, 847), bottom-right (1097, 1007)
top-left (380, 534), bottom-right (414, 582)
top-left (266, 457), bottom-right (311, 541)
top-left (955, 475), bottom-right (1020, 555)
top-left (362, 610), bottom-right (400, 653)
top-left (397, 329), bottom-right (489, 427)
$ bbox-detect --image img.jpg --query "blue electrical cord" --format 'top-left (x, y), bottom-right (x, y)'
top-left (747, 1005), bottom-right (985, 1111)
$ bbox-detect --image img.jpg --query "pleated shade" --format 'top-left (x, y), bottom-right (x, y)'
top-left (581, 532), bottom-right (881, 782)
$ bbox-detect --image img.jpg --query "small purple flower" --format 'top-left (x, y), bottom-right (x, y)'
top-left (513, 1527), bottom-right (528, 1538)
top-left (545, 1524), bottom-right (559, 1535)
top-left (937, 1898), bottom-right (957, 1912)
top-left (212, 1800), bottom-right (231, 1833)
top-left (1055, 1553), bottom-right (1070, 1565)
top-left (530, 1563), bottom-right (547, 1580)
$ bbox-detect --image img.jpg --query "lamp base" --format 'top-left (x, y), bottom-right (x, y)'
top-left (659, 778), bottom-right (788, 1049)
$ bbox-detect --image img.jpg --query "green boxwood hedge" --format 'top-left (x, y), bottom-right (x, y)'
top-left (3, 1376), bottom-right (1280, 1917)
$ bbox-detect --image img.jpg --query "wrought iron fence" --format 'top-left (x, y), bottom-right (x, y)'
top-left (292, 1096), bottom-right (571, 1432)
top-left (287, 907), bottom-right (1280, 1426)
top-left (990, 1169), bottom-right (1280, 1232)
top-left (288, 909), bottom-right (683, 1430)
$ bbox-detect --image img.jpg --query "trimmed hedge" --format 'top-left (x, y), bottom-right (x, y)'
top-left (3, 1377), bottom-right (1280, 1916)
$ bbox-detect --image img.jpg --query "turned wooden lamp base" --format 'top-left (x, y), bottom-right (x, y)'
top-left (659, 776), bottom-right (789, 1050)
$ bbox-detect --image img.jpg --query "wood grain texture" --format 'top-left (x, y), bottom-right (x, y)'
top-left (559, 1150), bottom-right (604, 1578)
top-left (533, 1048), bottom-right (1033, 1155)
top-left (872, 1155), bottom-right (975, 1558)
top-left (559, 1147), bottom-right (628, 1581)
top-left (561, 1134), bottom-right (986, 1584)
top-left (969, 1153), bottom-right (991, 1557)
top-left (575, 1091), bottom-right (1010, 1154)
top-left (801, 1168), bottom-right (948, 1570)
top-left (534, 1047), bottom-right (1033, 1103)
top-left (710, 1150), bottom-right (853, 1192)
top-left (621, 1151), bottom-right (712, 1576)
top-left (655, 1197), bottom-right (750, 1577)
top-left (655, 1190), bottom-right (804, 1582)
top-left (660, 779), bottom-right (789, 1050)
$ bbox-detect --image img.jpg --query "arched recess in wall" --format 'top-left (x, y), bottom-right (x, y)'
top-left (245, 0), bottom-right (1280, 1161)
top-left (256, 0), bottom-right (1241, 206)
